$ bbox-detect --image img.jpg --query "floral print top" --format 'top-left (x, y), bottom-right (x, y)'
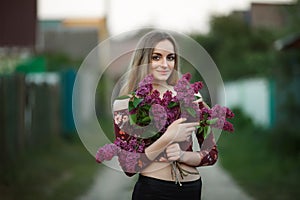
top-left (113, 108), bottom-right (218, 177)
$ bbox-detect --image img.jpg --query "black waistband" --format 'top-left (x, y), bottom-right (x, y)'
top-left (138, 174), bottom-right (201, 186)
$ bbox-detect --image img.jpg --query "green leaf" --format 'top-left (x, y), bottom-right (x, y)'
top-left (203, 126), bottom-right (211, 139)
top-left (129, 114), bottom-right (137, 125)
top-left (207, 118), bottom-right (218, 125)
top-left (144, 104), bottom-right (151, 110)
top-left (197, 126), bottom-right (203, 133)
top-left (194, 95), bottom-right (201, 100)
top-left (186, 107), bottom-right (196, 117)
top-left (203, 126), bottom-right (208, 133)
top-left (141, 116), bottom-right (151, 123)
top-left (168, 101), bottom-right (179, 108)
top-left (133, 97), bottom-right (143, 108)
top-left (115, 95), bottom-right (130, 100)
top-left (128, 101), bottom-right (134, 112)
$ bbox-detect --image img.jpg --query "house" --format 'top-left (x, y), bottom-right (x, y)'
top-left (37, 18), bottom-right (108, 60)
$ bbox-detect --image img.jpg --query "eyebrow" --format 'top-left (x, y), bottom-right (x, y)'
top-left (152, 52), bottom-right (175, 55)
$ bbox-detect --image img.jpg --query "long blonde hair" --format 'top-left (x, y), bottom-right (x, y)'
top-left (119, 30), bottom-right (179, 96)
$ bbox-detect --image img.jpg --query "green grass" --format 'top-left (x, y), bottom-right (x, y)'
top-left (0, 135), bottom-right (99, 200)
top-left (218, 110), bottom-right (300, 200)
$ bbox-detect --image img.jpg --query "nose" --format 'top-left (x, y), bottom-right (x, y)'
top-left (161, 57), bottom-right (168, 68)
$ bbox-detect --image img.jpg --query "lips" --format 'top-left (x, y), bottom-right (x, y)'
top-left (157, 71), bottom-right (169, 75)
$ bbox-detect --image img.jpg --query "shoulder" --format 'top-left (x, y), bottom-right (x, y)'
top-left (113, 97), bottom-right (130, 111)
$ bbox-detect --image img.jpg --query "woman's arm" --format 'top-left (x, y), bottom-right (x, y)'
top-left (145, 118), bottom-right (198, 160)
top-left (164, 97), bottom-right (218, 167)
top-left (113, 99), bottom-right (198, 175)
top-left (163, 132), bottom-right (218, 167)
top-left (182, 132), bottom-right (218, 167)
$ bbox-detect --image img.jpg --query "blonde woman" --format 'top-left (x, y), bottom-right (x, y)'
top-left (112, 30), bottom-right (218, 200)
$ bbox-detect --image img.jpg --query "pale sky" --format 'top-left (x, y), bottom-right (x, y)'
top-left (38, 0), bottom-right (295, 35)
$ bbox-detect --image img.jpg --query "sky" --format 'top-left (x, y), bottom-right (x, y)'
top-left (38, 0), bottom-right (295, 35)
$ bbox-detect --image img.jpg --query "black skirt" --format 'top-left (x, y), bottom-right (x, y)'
top-left (132, 175), bottom-right (202, 200)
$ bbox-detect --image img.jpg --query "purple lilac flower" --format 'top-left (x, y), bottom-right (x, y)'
top-left (136, 84), bottom-right (152, 97)
top-left (144, 89), bottom-right (161, 105)
top-left (96, 72), bottom-right (235, 170)
top-left (200, 107), bottom-right (212, 121)
top-left (151, 90), bottom-right (161, 104)
top-left (174, 73), bottom-right (202, 122)
top-left (96, 143), bottom-right (119, 163)
top-left (223, 121), bottom-right (234, 132)
top-left (136, 75), bottom-right (154, 97)
top-left (212, 117), bottom-right (226, 130)
top-left (115, 136), bottom-right (145, 153)
top-left (138, 74), bottom-right (154, 87)
top-left (118, 150), bottom-right (140, 173)
top-left (191, 81), bottom-right (203, 93)
top-left (211, 104), bottom-right (227, 119)
top-left (161, 90), bottom-right (173, 106)
top-left (174, 74), bottom-right (195, 103)
top-left (174, 78), bottom-right (190, 100)
top-left (182, 73), bottom-right (192, 81)
top-left (150, 104), bottom-right (167, 131)
top-left (225, 107), bottom-right (235, 119)
top-left (164, 104), bottom-right (180, 132)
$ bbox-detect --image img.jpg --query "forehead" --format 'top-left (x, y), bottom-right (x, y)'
top-left (153, 40), bottom-right (175, 53)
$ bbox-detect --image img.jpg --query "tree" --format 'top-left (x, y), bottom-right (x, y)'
top-left (191, 14), bottom-right (279, 81)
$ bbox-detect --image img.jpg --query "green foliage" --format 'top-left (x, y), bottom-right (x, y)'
top-left (284, 0), bottom-right (300, 33)
top-left (191, 15), bottom-right (281, 81)
top-left (195, 8), bottom-right (300, 199)
top-left (219, 107), bottom-right (300, 200)
top-left (0, 137), bottom-right (98, 200)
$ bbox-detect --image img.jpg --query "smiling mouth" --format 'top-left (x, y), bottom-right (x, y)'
top-left (157, 71), bottom-right (169, 74)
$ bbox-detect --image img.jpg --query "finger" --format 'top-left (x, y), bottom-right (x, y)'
top-left (175, 118), bottom-right (187, 124)
top-left (166, 147), bottom-right (177, 154)
top-left (168, 155), bottom-right (180, 161)
top-left (186, 135), bottom-right (191, 141)
top-left (184, 122), bottom-right (199, 127)
top-left (159, 157), bottom-right (168, 162)
top-left (167, 143), bottom-right (179, 149)
top-left (166, 144), bottom-right (180, 152)
top-left (167, 151), bottom-right (181, 158)
top-left (181, 124), bottom-right (198, 131)
top-left (186, 127), bottom-right (196, 133)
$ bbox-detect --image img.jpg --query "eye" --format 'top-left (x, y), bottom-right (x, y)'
top-left (167, 54), bottom-right (175, 61)
top-left (152, 54), bottom-right (161, 61)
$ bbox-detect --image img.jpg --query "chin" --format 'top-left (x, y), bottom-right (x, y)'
top-left (154, 75), bottom-right (169, 82)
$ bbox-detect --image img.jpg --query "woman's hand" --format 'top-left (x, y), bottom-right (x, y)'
top-left (164, 118), bottom-right (198, 143)
top-left (144, 119), bottom-right (197, 161)
top-left (159, 143), bottom-right (183, 162)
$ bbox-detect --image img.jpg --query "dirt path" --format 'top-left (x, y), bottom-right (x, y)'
top-left (198, 163), bottom-right (254, 200)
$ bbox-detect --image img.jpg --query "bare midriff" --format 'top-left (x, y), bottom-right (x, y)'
top-left (141, 161), bottom-right (200, 182)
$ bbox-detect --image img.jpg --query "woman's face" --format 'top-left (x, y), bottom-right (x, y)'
top-left (149, 39), bottom-right (175, 84)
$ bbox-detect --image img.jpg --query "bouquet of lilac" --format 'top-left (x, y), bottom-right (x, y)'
top-left (126, 73), bottom-right (234, 139)
top-left (96, 73), bottom-right (234, 173)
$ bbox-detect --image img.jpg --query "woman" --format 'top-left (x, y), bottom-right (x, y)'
top-left (112, 30), bottom-right (218, 200)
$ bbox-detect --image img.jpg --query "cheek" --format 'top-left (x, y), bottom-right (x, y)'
top-left (151, 61), bottom-right (159, 69)
top-left (169, 61), bottom-right (175, 69)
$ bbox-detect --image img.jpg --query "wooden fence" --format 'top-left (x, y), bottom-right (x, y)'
top-left (0, 73), bottom-right (63, 170)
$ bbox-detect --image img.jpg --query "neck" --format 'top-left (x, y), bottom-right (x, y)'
top-left (153, 80), bottom-right (169, 90)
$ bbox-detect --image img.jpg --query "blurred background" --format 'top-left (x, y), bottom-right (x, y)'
top-left (1, 0), bottom-right (299, 199)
